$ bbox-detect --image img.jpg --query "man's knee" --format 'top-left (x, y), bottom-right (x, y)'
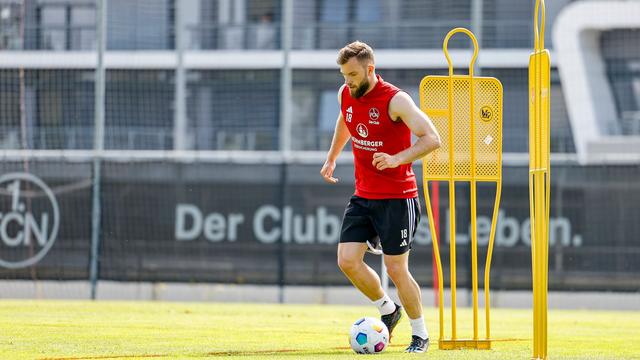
top-left (384, 260), bottom-right (409, 281)
top-left (337, 254), bottom-right (362, 274)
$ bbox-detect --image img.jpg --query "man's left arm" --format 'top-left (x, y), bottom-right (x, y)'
top-left (372, 92), bottom-right (442, 170)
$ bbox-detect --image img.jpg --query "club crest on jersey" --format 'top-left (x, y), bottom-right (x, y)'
top-left (369, 108), bottom-right (379, 121)
top-left (356, 123), bottom-right (369, 138)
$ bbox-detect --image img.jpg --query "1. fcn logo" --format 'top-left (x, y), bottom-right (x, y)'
top-left (0, 173), bottom-right (60, 269)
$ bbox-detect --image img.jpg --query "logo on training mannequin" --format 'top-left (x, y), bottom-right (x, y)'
top-left (369, 108), bottom-right (379, 121)
top-left (0, 173), bottom-right (60, 269)
top-left (480, 106), bottom-right (493, 122)
top-left (356, 123), bottom-right (369, 138)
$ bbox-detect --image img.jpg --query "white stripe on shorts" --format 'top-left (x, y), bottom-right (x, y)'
top-left (406, 198), bottom-right (414, 243)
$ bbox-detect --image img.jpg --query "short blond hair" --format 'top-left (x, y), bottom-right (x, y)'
top-left (336, 41), bottom-right (374, 66)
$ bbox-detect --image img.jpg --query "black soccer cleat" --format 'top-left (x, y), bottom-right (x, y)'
top-left (404, 335), bottom-right (429, 353)
top-left (380, 303), bottom-right (402, 339)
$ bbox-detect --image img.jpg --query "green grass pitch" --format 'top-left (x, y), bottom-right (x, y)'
top-left (1, 300), bottom-right (639, 359)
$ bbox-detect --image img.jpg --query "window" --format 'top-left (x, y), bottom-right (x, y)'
top-left (246, 0), bottom-right (279, 49)
top-left (318, 0), bottom-right (349, 49)
top-left (602, 30), bottom-right (640, 134)
top-left (40, 6), bottom-right (66, 50)
top-left (35, 0), bottom-right (96, 50)
top-left (106, 70), bottom-right (174, 149)
top-left (107, 0), bottom-right (172, 50)
top-left (71, 7), bottom-right (96, 50)
top-left (0, 3), bottom-right (24, 50)
top-left (187, 70), bottom-right (280, 150)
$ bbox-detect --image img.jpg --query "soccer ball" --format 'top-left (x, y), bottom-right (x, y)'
top-left (349, 317), bottom-right (389, 354)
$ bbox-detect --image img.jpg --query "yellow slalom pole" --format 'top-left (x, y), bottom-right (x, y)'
top-left (449, 178), bottom-right (457, 342)
top-left (422, 180), bottom-right (445, 344)
top-left (529, 0), bottom-right (550, 358)
top-left (443, 28), bottom-right (478, 343)
top-left (529, 171), bottom-right (539, 356)
top-left (484, 179), bottom-right (502, 340)
top-left (446, 66), bottom-right (457, 343)
top-left (467, 40), bottom-right (479, 345)
top-left (444, 30), bottom-right (456, 342)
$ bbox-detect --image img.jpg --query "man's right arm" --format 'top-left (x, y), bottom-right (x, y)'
top-left (320, 86), bottom-right (351, 184)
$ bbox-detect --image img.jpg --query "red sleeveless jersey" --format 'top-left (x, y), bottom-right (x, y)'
top-left (340, 75), bottom-right (418, 199)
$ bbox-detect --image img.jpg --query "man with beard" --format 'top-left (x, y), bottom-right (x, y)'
top-left (320, 41), bottom-right (441, 353)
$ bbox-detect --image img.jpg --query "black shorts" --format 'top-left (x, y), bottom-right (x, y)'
top-left (340, 195), bottom-right (421, 255)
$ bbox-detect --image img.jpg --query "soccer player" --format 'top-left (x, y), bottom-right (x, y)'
top-left (320, 41), bottom-right (441, 353)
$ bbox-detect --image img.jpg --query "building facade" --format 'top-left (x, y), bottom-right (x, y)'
top-left (0, 0), bottom-right (637, 156)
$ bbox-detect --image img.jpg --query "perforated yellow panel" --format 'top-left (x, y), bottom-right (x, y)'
top-left (420, 75), bottom-right (503, 182)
